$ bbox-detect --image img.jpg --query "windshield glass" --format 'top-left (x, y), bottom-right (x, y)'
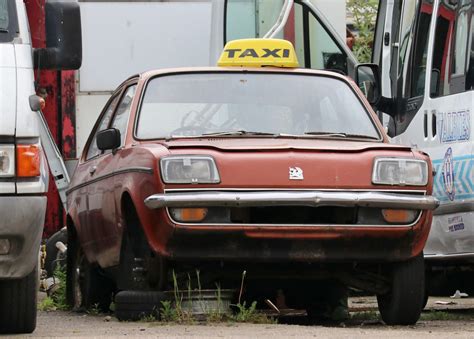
top-left (136, 72), bottom-right (380, 140)
top-left (0, 0), bottom-right (8, 31)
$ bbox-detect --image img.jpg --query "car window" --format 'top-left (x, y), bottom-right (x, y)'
top-left (110, 85), bottom-right (137, 147)
top-left (136, 72), bottom-right (380, 140)
top-left (85, 94), bottom-right (121, 160)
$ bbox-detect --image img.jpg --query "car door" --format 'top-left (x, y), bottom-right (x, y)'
top-left (224, 0), bottom-right (357, 76)
top-left (75, 91), bottom-right (122, 261)
top-left (89, 83), bottom-right (137, 268)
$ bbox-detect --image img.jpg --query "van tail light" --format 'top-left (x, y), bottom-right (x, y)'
top-left (16, 144), bottom-right (41, 178)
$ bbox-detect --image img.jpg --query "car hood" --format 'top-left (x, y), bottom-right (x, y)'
top-left (159, 137), bottom-right (410, 152)
top-left (0, 44), bottom-right (16, 136)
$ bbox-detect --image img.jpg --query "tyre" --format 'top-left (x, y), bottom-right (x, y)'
top-left (44, 227), bottom-right (68, 277)
top-left (66, 230), bottom-right (115, 312)
top-left (0, 266), bottom-right (38, 334)
top-left (377, 255), bottom-right (425, 325)
top-left (118, 202), bottom-right (167, 291)
top-left (115, 290), bottom-right (168, 321)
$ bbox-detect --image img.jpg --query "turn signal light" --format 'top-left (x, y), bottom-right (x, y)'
top-left (382, 209), bottom-right (418, 224)
top-left (170, 208), bottom-right (208, 222)
top-left (17, 144), bottom-right (41, 177)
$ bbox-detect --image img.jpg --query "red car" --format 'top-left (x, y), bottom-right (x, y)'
top-left (66, 39), bottom-right (438, 325)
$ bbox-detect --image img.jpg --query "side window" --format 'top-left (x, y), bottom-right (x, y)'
top-left (431, 0), bottom-right (472, 97)
top-left (225, 1), bottom-right (347, 73)
top-left (307, 8), bottom-right (347, 73)
top-left (85, 94), bottom-right (121, 160)
top-left (110, 85), bottom-right (137, 147)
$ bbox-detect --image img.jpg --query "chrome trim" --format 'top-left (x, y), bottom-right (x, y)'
top-left (145, 190), bottom-right (439, 210)
top-left (164, 188), bottom-right (427, 193)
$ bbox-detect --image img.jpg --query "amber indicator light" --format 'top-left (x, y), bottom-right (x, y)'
top-left (17, 144), bottom-right (41, 177)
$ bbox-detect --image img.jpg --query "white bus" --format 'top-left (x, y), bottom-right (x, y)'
top-left (373, 0), bottom-right (474, 292)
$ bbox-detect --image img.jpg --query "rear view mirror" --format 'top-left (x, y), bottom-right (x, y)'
top-left (97, 129), bottom-right (121, 151)
top-left (355, 63), bottom-right (381, 105)
top-left (34, 1), bottom-right (82, 70)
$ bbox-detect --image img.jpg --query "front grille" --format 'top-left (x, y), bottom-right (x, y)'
top-left (168, 205), bottom-right (420, 226)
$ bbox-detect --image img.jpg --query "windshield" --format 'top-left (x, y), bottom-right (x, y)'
top-left (136, 72), bottom-right (381, 140)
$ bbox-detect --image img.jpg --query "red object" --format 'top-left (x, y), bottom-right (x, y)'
top-left (67, 67), bottom-right (435, 272)
top-left (25, 0), bottom-right (77, 238)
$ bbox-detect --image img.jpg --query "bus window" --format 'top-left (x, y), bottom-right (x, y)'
top-left (431, 0), bottom-right (472, 97)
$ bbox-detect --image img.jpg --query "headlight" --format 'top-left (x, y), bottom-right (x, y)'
top-left (0, 145), bottom-right (15, 178)
top-left (372, 157), bottom-right (428, 186)
top-left (160, 156), bottom-right (220, 184)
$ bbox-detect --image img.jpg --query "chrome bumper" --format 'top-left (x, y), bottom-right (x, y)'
top-left (145, 191), bottom-right (439, 210)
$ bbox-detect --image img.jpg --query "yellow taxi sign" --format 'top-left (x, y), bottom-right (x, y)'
top-left (217, 39), bottom-right (299, 68)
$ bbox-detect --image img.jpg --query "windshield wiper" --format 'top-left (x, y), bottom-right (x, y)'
top-left (304, 132), bottom-right (379, 140)
top-left (0, 28), bottom-right (8, 33)
top-left (201, 130), bottom-right (277, 137)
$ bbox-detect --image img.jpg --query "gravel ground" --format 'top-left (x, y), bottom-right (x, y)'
top-left (22, 296), bottom-right (474, 338)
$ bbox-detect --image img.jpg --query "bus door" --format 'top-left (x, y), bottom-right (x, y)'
top-left (373, 0), bottom-right (474, 259)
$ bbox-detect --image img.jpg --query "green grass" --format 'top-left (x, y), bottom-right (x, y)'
top-left (38, 265), bottom-right (69, 311)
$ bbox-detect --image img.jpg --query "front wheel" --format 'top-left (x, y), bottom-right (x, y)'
top-left (0, 266), bottom-right (38, 334)
top-left (66, 232), bottom-right (114, 312)
top-left (377, 255), bottom-right (425, 325)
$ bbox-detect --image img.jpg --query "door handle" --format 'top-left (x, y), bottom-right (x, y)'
top-left (89, 166), bottom-right (97, 175)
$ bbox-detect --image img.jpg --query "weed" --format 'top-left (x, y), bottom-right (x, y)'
top-left (139, 312), bottom-right (158, 322)
top-left (38, 296), bottom-right (57, 311)
top-left (160, 300), bottom-right (178, 322)
top-left (420, 310), bottom-right (474, 321)
top-left (231, 301), bottom-right (275, 324)
top-left (38, 265), bottom-right (69, 311)
top-left (350, 311), bottom-right (379, 321)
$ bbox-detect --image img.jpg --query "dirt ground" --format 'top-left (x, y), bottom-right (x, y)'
top-left (24, 296), bottom-right (474, 338)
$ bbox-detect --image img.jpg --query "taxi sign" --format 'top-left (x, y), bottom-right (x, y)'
top-left (217, 39), bottom-right (299, 68)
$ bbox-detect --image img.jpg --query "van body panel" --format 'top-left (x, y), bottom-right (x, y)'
top-left (0, 45), bottom-right (17, 136)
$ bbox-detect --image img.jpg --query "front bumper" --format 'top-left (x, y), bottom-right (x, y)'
top-left (0, 196), bottom-right (46, 279)
top-left (145, 190), bottom-right (439, 210)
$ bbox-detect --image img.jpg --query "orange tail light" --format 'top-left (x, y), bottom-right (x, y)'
top-left (16, 144), bottom-right (41, 178)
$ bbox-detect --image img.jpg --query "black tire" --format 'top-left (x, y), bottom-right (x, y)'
top-left (377, 255), bottom-right (425, 325)
top-left (0, 266), bottom-right (38, 334)
top-left (44, 228), bottom-right (68, 277)
top-left (118, 202), bottom-right (167, 291)
top-left (66, 230), bottom-right (115, 312)
top-left (115, 290), bottom-right (168, 321)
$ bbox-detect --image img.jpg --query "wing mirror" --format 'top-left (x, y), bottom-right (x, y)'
top-left (34, 0), bottom-right (82, 70)
top-left (97, 129), bottom-right (121, 151)
top-left (355, 63), bottom-right (381, 105)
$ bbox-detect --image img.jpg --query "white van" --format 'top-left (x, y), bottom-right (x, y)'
top-left (373, 0), bottom-right (474, 285)
top-left (0, 0), bottom-right (80, 333)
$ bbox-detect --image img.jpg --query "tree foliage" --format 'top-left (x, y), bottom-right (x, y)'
top-left (347, 0), bottom-right (379, 63)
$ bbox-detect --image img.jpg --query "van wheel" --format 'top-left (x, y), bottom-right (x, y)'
top-left (66, 233), bottom-right (114, 312)
top-left (377, 255), bottom-right (425, 325)
top-left (0, 266), bottom-right (37, 334)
